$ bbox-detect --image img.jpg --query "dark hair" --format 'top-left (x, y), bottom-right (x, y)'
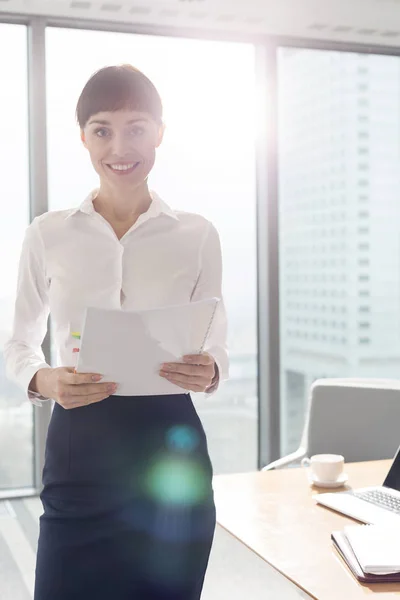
top-left (76, 64), bottom-right (163, 129)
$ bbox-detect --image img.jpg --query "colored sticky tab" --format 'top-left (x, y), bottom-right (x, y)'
top-left (71, 332), bottom-right (81, 340)
top-left (72, 348), bottom-right (80, 353)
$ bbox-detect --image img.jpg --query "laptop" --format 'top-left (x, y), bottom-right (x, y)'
top-left (315, 445), bottom-right (400, 525)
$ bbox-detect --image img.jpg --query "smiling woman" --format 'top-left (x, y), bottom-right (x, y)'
top-left (77, 65), bottom-right (164, 194)
top-left (3, 61), bottom-right (227, 600)
top-left (45, 27), bottom-right (258, 477)
top-left (81, 110), bottom-right (161, 184)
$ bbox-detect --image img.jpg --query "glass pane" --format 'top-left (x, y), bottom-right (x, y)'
top-left (0, 24), bottom-right (33, 489)
top-left (279, 47), bottom-right (400, 455)
top-left (46, 28), bottom-right (258, 474)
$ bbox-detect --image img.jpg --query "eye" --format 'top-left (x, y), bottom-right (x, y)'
top-left (94, 127), bottom-right (110, 138)
top-left (129, 125), bottom-right (145, 137)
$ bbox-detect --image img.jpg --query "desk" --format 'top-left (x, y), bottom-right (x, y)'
top-left (214, 460), bottom-right (400, 599)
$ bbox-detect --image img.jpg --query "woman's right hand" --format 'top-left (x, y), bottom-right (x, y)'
top-left (31, 367), bottom-right (118, 410)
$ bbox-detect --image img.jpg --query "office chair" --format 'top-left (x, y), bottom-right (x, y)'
top-left (262, 378), bottom-right (400, 471)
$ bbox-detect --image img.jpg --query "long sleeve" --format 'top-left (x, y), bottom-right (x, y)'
top-left (191, 221), bottom-right (229, 394)
top-left (4, 217), bottom-right (52, 407)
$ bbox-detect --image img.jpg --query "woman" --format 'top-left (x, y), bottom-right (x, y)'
top-left (5, 64), bottom-right (228, 600)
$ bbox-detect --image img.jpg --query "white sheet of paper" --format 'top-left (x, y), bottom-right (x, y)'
top-left (76, 297), bottom-right (219, 396)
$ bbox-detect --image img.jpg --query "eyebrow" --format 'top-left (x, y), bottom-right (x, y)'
top-left (88, 118), bottom-right (150, 126)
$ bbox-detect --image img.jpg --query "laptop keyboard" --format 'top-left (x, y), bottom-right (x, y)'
top-left (353, 489), bottom-right (400, 514)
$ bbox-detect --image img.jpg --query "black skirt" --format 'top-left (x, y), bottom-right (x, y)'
top-left (34, 394), bottom-right (216, 600)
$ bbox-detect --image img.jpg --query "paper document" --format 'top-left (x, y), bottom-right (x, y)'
top-left (76, 297), bottom-right (219, 396)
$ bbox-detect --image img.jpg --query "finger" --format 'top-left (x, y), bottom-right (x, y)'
top-left (182, 353), bottom-right (214, 366)
top-left (61, 394), bottom-right (109, 410)
top-left (161, 373), bottom-right (210, 390)
top-left (160, 363), bottom-right (208, 377)
top-left (62, 371), bottom-right (104, 385)
top-left (66, 382), bottom-right (117, 397)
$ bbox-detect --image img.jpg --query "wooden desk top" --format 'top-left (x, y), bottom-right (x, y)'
top-left (214, 460), bottom-right (400, 600)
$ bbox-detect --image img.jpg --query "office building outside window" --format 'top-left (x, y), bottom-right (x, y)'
top-left (279, 48), bottom-right (400, 455)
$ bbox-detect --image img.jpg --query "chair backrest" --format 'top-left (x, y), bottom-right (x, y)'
top-left (303, 378), bottom-right (400, 463)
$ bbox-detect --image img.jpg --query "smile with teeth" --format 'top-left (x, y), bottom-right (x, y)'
top-left (107, 162), bottom-right (139, 173)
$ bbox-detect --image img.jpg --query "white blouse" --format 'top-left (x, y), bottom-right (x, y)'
top-left (4, 190), bottom-right (229, 406)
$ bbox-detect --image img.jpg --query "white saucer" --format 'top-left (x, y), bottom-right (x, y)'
top-left (307, 472), bottom-right (348, 489)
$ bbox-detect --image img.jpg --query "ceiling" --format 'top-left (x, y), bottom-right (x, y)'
top-left (2, 0), bottom-right (400, 47)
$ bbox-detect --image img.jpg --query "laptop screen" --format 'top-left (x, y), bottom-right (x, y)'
top-left (383, 444), bottom-right (400, 490)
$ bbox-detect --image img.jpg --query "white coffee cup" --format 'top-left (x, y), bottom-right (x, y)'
top-left (301, 454), bottom-right (344, 482)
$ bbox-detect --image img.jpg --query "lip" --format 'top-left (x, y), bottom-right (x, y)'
top-left (106, 162), bottom-right (140, 175)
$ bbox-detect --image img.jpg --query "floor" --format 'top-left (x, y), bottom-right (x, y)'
top-left (0, 497), bottom-right (309, 599)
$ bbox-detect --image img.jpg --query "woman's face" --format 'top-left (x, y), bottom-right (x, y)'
top-left (81, 109), bottom-right (163, 189)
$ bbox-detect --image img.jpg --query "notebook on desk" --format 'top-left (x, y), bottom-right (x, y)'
top-left (332, 525), bottom-right (400, 583)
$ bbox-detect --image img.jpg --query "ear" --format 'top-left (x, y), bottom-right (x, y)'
top-left (156, 123), bottom-right (165, 148)
top-left (80, 129), bottom-right (88, 149)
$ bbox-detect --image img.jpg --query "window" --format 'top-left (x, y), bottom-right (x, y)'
top-left (0, 24), bottom-right (33, 489)
top-left (46, 28), bottom-right (258, 474)
top-left (278, 47), bottom-right (400, 455)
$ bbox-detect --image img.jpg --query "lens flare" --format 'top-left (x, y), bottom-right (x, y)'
top-left (145, 455), bottom-right (208, 505)
top-left (166, 425), bottom-right (200, 453)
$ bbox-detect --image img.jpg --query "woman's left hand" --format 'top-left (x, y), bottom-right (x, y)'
top-left (159, 353), bottom-right (217, 393)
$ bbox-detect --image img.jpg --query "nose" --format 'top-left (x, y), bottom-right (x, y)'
top-left (110, 131), bottom-right (131, 157)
